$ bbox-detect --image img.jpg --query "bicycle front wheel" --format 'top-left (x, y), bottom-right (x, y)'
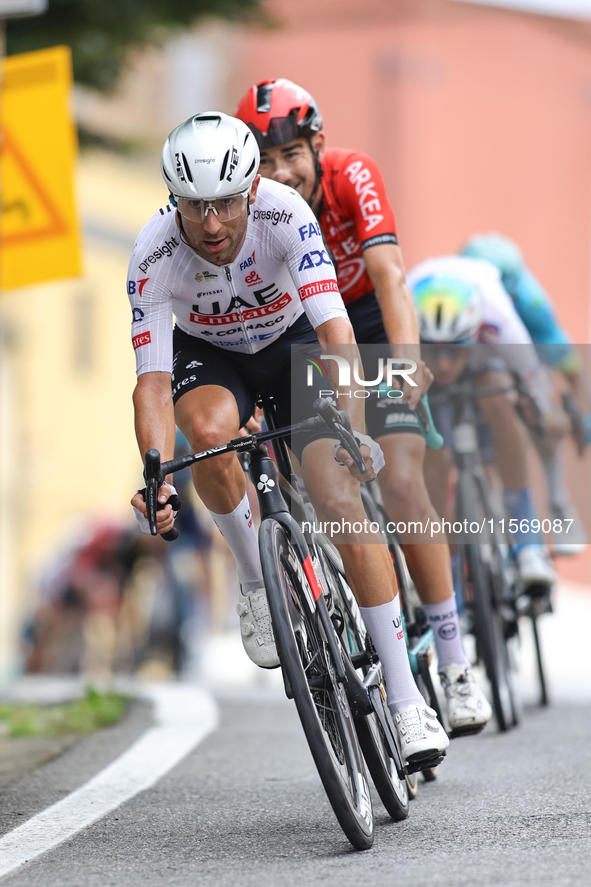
top-left (315, 539), bottom-right (409, 822)
top-left (260, 518), bottom-right (374, 850)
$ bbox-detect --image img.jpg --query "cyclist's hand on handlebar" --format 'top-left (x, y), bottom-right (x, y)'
top-left (334, 432), bottom-right (385, 482)
top-left (242, 407), bottom-right (264, 434)
top-left (131, 483), bottom-right (178, 535)
top-left (401, 359), bottom-right (433, 410)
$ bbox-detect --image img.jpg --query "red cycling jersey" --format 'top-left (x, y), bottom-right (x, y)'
top-left (319, 148), bottom-right (398, 306)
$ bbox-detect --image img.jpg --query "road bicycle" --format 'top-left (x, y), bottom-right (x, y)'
top-left (142, 398), bottom-right (445, 850)
top-left (428, 377), bottom-right (552, 728)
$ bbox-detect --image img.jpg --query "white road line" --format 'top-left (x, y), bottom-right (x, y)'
top-left (0, 684), bottom-right (218, 879)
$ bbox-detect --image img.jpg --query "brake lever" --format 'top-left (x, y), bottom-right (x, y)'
top-left (313, 398), bottom-right (366, 474)
top-left (144, 448), bottom-right (179, 542)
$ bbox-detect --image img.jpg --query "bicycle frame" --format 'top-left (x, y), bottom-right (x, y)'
top-left (145, 399), bottom-right (408, 767)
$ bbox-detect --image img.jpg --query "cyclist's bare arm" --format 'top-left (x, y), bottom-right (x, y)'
top-left (363, 243), bottom-right (432, 407)
top-left (131, 371), bottom-right (177, 532)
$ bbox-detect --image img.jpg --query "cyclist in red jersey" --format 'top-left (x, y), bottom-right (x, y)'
top-left (236, 80), bottom-right (492, 734)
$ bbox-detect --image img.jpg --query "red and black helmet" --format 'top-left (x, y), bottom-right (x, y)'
top-left (235, 79), bottom-right (323, 149)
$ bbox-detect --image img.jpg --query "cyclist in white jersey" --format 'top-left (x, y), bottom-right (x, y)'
top-left (128, 112), bottom-right (449, 765)
top-left (409, 255), bottom-right (567, 586)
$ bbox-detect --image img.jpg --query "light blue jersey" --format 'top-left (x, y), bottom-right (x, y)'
top-left (460, 233), bottom-right (579, 374)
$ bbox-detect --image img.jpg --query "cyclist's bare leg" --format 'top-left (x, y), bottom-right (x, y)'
top-left (377, 433), bottom-right (453, 605)
top-left (174, 384), bottom-right (246, 512)
top-left (175, 385), bottom-right (277, 663)
top-left (423, 445), bottom-right (452, 522)
top-left (301, 437), bottom-right (397, 606)
top-left (378, 432), bottom-right (474, 681)
top-left (477, 372), bottom-right (555, 584)
top-left (475, 370), bottom-right (529, 489)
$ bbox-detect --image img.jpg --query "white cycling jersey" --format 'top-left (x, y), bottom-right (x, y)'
top-left (127, 178), bottom-right (348, 374)
top-left (408, 255), bottom-right (554, 410)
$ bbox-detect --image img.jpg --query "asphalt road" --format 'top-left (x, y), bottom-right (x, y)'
top-left (1, 685), bottom-right (590, 887)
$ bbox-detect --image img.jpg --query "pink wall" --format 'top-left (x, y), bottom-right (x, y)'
top-left (238, 7), bottom-right (591, 341)
top-left (237, 5), bottom-right (591, 581)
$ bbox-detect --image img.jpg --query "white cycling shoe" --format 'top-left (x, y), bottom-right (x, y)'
top-left (517, 545), bottom-right (555, 591)
top-left (392, 704), bottom-right (449, 766)
top-left (439, 663), bottom-right (493, 735)
top-left (236, 587), bottom-right (280, 669)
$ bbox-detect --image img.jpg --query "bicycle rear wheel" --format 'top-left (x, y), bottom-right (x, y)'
top-left (260, 518), bottom-right (374, 850)
top-left (464, 544), bottom-right (516, 731)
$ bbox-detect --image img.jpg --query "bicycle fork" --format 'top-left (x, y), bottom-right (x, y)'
top-left (248, 446), bottom-right (405, 777)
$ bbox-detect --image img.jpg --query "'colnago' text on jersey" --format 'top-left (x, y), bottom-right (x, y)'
top-left (127, 178), bottom-right (348, 374)
top-left (319, 148), bottom-right (398, 306)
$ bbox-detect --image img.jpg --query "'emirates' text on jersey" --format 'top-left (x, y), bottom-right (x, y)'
top-left (319, 148), bottom-right (398, 306)
top-left (127, 178), bottom-right (348, 374)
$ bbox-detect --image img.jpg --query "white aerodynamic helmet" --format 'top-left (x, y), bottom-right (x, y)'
top-left (412, 274), bottom-right (484, 344)
top-left (161, 112), bottom-right (260, 201)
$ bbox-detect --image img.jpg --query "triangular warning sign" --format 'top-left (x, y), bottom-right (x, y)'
top-left (1, 127), bottom-right (69, 246)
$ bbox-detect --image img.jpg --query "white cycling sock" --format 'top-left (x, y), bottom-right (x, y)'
top-left (209, 492), bottom-right (263, 595)
top-left (422, 595), bottom-right (469, 671)
top-left (541, 450), bottom-right (572, 514)
top-left (360, 597), bottom-right (425, 715)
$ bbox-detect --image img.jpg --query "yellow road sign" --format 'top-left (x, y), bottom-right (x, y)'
top-left (1, 45), bottom-right (82, 290)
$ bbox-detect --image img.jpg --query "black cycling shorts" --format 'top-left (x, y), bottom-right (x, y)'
top-left (171, 314), bottom-right (338, 461)
top-left (348, 290), bottom-right (423, 440)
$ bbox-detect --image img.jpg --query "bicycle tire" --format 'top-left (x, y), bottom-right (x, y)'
top-left (405, 772), bottom-right (419, 799)
top-left (530, 610), bottom-right (549, 707)
top-left (315, 539), bottom-right (409, 822)
top-left (456, 471), bottom-right (518, 732)
top-left (259, 518), bottom-right (374, 850)
top-left (465, 543), bottom-right (514, 731)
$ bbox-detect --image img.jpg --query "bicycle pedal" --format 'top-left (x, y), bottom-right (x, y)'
top-left (449, 724), bottom-right (486, 739)
top-left (406, 752), bottom-right (446, 775)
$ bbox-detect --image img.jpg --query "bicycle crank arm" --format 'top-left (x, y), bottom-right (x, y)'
top-left (367, 684), bottom-right (406, 780)
top-left (341, 654), bottom-right (373, 717)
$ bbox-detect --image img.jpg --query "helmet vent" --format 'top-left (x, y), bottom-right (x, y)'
top-left (220, 149), bottom-right (230, 181)
top-left (181, 153), bottom-right (193, 183)
top-left (436, 303), bottom-right (443, 328)
top-left (163, 167), bottom-right (173, 182)
top-left (256, 82), bottom-right (274, 113)
top-left (246, 158), bottom-right (256, 177)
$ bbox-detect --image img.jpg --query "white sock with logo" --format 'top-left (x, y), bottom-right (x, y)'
top-left (208, 492), bottom-right (263, 595)
top-left (422, 595), bottom-right (469, 671)
top-left (360, 596), bottom-right (425, 714)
